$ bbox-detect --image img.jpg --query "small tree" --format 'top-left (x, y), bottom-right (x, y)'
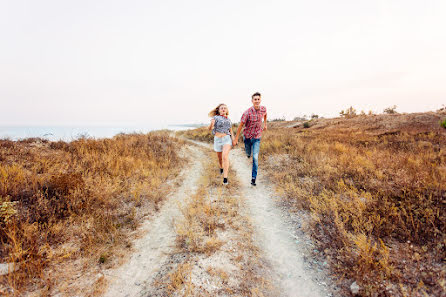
top-left (383, 105), bottom-right (398, 114)
top-left (311, 114), bottom-right (319, 119)
top-left (303, 121), bottom-right (310, 128)
top-left (340, 106), bottom-right (357, 118)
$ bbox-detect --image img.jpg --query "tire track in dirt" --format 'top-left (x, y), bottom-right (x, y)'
top-left (231, 149), bottom-right (331, 297)
top-left (103, 145), bottom-right (204, 297)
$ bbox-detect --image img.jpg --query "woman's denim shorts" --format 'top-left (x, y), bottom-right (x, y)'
top-left (213, 135), bottom-right (232, 152)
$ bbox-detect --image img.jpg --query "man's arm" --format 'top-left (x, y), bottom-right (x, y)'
top-left (234, 122), bottom-right (244, 146)
top-left (263, 113), bottom-right (267, 130)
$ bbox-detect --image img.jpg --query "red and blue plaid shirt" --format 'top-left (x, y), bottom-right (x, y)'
top-left (240, 106), bottom-right (267, 139)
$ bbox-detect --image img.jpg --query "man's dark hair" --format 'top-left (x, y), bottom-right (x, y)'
top-left (252, 92), bottom-right (261, 99)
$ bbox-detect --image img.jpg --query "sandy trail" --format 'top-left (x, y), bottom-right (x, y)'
top-left (103, 139), bottom-right (331, 296)
top-left (103, 145), bottom-right (204, 297)
top-left (231, 149), bottom-right (330, 297)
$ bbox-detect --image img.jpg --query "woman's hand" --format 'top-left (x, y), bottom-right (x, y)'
top-left (263, 123), bottom-right (268, 131)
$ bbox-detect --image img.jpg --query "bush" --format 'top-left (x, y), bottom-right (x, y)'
top-left (383, 105), bottom-right (398, 114)
top-left (441, 118), bottom-right (446, 129)
top-left (303, 122), bottom-right (310, 128)
top-left (340, 106), bottom-right (357, 118)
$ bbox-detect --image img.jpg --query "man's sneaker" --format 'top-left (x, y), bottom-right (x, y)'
top-left (223, 178), bottom-right (228, 185)
top-left (247, 155), bottom-right (251, 158)
top-left (251, 178), bottom-right (256, 186)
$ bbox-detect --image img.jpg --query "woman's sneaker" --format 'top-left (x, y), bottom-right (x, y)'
top-left (223, 178), bottom-right (228, 185)
top-left (220, 168), bottom-right (224, 175)
top-left (251, 178), bottom-right (256, 186)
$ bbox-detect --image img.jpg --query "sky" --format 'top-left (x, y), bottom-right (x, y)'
top-left (1, 0), bottom-right (445, 126)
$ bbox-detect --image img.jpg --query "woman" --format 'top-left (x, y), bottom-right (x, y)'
top-left (208, 104), bottom-right (235, 185)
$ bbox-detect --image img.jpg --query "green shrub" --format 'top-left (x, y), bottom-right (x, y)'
top-left (441, 118), bottom-right (446, 129)
top-left (303, 122), bottom-right (310, 128)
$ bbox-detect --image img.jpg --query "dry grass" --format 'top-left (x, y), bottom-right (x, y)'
top-left (0, 132), bottom-right (184, 295)
top-left (176, 124), bottom-right (239, 143)
top-left (261, 112), bottom-right (446, 296)
top-left (176, 127), bottom-right (214, 143)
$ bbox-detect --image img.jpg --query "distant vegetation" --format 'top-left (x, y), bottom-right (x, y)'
top-left (0, 132), bottom-right (184, 294)
top-left (339, 106), bottom-right (357, 118)
top-left (383, 105), bottom-right (398, 114)
top-left (269, 117), bottom-right (286, 122)
top-left (177, 127), bottom-right (214, 143)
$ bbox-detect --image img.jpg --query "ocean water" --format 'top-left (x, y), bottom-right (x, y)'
top-left (0, 125), bottom-right (200, 142)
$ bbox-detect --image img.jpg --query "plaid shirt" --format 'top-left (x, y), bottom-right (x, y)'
top-left (240, 106), bottom-right (267, 139)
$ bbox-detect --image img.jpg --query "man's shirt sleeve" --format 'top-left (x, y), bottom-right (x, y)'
top-left (241, 110), bottom-right (248, 124)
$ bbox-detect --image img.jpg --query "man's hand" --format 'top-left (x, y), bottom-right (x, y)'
top-left (263, 123), bottom-right (268, 131)
top-left (233, 139), bottom-right (238, 146)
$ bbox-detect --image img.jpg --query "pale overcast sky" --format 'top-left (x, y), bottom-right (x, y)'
top-left (1, 0), bottom-right (445, 126)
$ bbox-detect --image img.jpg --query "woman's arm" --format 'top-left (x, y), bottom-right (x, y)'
top-left (208, 118), bottom-right (215, 131)
top-left (230, 127), bottom-right (235, 145)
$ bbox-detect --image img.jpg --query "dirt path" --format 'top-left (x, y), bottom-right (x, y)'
top-left (103, 140), bottom-right (332, 296)
top-left (103, 145), bottom-right (204, 297)
top-left (231, 149), bottom-right (331, 297)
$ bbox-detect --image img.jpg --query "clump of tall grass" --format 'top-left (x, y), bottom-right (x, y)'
top-left (177, 127), bottom-right (214, 143)
top-left (0, 132), bottom-right (184, 294)
top-left (261, 123), bottom-right (445, 296)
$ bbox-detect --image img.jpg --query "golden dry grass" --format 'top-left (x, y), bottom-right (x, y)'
top-left (0, 132), bottom-right (184, 295)
top-left (176, 127), bottom-right (214, 143)
top-left (176, 124), bottom-right (239, 144)
top-left (261, 112), bottom-right (446, 296)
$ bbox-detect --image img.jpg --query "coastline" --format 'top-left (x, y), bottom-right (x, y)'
top-left (0, 124), bottom-right (205, 142)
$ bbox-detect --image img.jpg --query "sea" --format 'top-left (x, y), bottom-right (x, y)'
top-left (0, 124), bottom-right (202, 142)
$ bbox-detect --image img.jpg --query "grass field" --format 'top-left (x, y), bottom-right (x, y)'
top-left (0, 132), bottom-right (184, 295)
top-left (260, 112), bottom-right (445, 296)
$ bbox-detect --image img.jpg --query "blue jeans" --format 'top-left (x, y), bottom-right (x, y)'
top-left (244, 137), bottom-right (261, 178)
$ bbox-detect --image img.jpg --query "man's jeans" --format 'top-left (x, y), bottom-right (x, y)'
top-left (243, 137), bottom-right (261, 178)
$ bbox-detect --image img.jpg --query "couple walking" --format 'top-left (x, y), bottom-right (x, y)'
top-left (208, 92), bottom-right (267, 186)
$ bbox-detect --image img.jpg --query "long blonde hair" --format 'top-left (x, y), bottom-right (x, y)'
top-left (208, 103), bottom-right (229, 117)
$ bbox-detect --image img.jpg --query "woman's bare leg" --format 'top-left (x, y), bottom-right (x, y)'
top-left (222, 144), bottom-right (231, 178)
top-left (217, 152), bottom-right (223, 169)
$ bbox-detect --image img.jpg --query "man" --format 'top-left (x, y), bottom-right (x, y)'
top-left (234, 92), bottom-right (267, 186)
